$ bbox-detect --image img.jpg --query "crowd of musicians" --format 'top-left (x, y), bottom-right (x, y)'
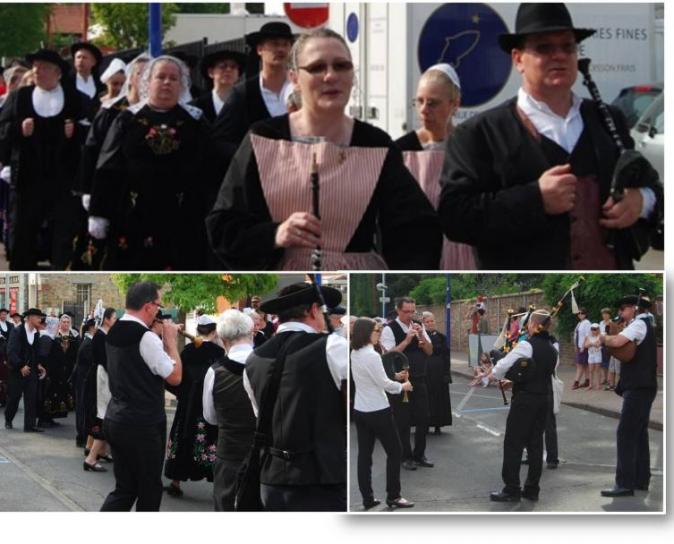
top-left (0, 280), bottom-right (349, 512)
top-left (349, 288), bottom-right (659, 508)
top-left (0, 2), bottom-right (664, 271)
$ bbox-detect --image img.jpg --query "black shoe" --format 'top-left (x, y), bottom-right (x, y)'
top-left (24, 427), bottom-right (45, 433)
top-left (386, 497), bottom-right (415, 509)
top-left (601, 487), bottom-right (634, 497)
top-left (165, 484), bottom-right (183, 497)
top-left (521, 458), bottom-right (529, 465)
top-left (4, 421), bottom-right (12, 430)
top-left (414, 457), bottom-right (434, 468)
top-left (635, 484), bottom-right (649, 492)
top-left (402, 460), bottom-right (417, 471)
top-left (83, 461), bottom-right (107, 472)
top-left (490, 491), bottom-right (521, 502)
top-left (547, 461), bottom-right (559, 469)
top-left (433, 427), bottom-right (442, 435)
top-left (97, 454), bottom-right (113, 463)
top-left (363, 499), bottom-right (381, 510)
top-left (521, 490), bottom-right (539, 501)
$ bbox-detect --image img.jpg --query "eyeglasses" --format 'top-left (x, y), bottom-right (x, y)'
top-left (298, 60), bottom-right (354, 76)
top-left (150, 300), bottom-right (164, 309)
top-left (373, 328), bottom-right (383, 333)
top-left (411, 98), bottom-right (444, 109)
top-left (526, 42), bottom-right (578, 56)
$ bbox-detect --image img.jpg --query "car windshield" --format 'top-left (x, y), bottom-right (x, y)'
top-left (634, 92), bottom-right (664, 135)
top-left (612, 85), bottom-right (662, 128)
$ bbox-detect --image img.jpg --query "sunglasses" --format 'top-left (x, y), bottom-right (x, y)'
top-left (298, 60), bottom-right (354, 76)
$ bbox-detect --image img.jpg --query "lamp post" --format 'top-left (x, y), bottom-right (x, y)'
top-left (149, 3), bottom-right (162, 57)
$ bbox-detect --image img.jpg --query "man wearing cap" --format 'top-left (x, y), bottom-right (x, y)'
top-left (243, 282), bottom-right (348, 511)
top-left (100, 281), bottom-right (183, 511)
top-left (0, 48), bottom-right (83, 269)
top-left (213, 22), bottom-right (294, 152)
top-left (0, 308), bottom-right (15, 406)
top-left (4, 308), bottom-right (46, 432)
top-left (600, 295), bottom-right (657, 498)
top-left (480, 309), bottom-right (559, 502)
top-left (439, 3), bottom-right (662, 270)
top-left (192, 50), bottom-right (245, 123)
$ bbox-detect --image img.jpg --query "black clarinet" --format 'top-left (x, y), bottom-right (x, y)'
top-left (308, 273), bottom-right (334, 334)
top-left (310, 153), bottom-right (322, 271)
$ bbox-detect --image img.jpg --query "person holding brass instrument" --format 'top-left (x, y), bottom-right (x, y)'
top-left (351, 318), bottom-right (414, 510)
top-left (480, 309), bottom-right (558, 502)
top-left (381, 297), bottom-right (433, 471)
top-left (100, 281), bottom-right (183, 512)
top-left (439, 3), bottom-right (663, 270)
top-left (600, 295), bottom-right (657, 498)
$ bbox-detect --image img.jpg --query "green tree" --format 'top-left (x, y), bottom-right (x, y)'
top-left (0, 4), bottom-right (49, 57)
top-left (91, 3), bottom-right (179, 49)
top-left (111, 274), bottom-right (278, 313)
top-left (175, 3), bottom-right (230, 13)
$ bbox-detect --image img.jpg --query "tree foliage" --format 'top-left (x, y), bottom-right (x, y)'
top-left (111, 274), bottom-right (278, 313)
top-left (0, 4), bottom-right (49, 58)
top-left (175, 3), bottom-right (230, 13)
top-left (91, 3), bottom-right (178, 49)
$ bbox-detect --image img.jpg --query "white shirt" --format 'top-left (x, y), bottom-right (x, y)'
top-left (259, 74), bottom-right (291, 117)
top-left (25, 324), bottom-right (37, 346)
top-left (243, 322), bottom-right (347, 418)
top-left (575, 318), bottom-right (592, 350)
top-left (32, 85), bottom-right (64, 117)
top-left (212, 89), bottom-right (231, 117)
top-left (202, 342), bottom-right (254, 425)
top-left (119, 313), bottom-right (175, 379)
top-left (518, 87), bottom-right (655, 219)
top-left (76, 73), bottom-right (97, 99)
top-left (351, 345), bottom-right (402, 412)
top-left (619, 313), bottom-right (649, 345)
top-left (380, 318), bottom-right (431, 353)
top-left (0, 320), bottom-right (7, 332)
top-left (492, 339), bottom-right (560, 380)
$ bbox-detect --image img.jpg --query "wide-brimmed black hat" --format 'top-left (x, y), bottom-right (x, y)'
top-left (84, 318), bottom-right (97, 330)
top-left (23, 308), bottom-right (47, 318)
top-left (260, 283), bottom-right (341, 315)
top-left (25, 48), bottom-right (70, 75)
top-left (381, 351), bottom-right (409, 373)
top-left (10, 312), bottom-right (22, 319)
top-left (245, 22), bottom-right (295, 48)
top-left (498, 3), bottom-right (596, 53)
top-left (200, 49), bottom-right (246, 82)
top-left (328, 305), bottom-right (347, 316)
top-left (0, 308), bottom-right (9, 314)
top-left (618, 295), bottom-right (652, 310)
top-left (70, 42), bottom-right (103, 65)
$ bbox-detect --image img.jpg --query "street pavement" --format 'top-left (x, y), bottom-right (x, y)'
top-left (0, 405), bottom-right (213, 511)
top-left (349, 371), bottom-right (663, 513)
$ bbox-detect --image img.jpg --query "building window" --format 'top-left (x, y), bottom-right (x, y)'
top-left (77, 284), bottom-right (92, 313)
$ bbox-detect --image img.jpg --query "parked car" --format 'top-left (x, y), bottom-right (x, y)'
top-left (612, 83), bottom-right (663, 128)
top-left (630, 90), bottom-right (664, 184)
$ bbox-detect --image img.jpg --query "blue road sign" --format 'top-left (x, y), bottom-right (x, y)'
top-left (418, 3), bottom-right (511, 107)
top-left (347, 12), bottom-right (359, 43)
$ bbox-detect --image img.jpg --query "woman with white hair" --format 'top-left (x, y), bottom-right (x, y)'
top-left (202, 309), bottom-right (257, 511)
top-left (163, 314), bottom-right (224, 498)
top-left (88, 55), bottom-right (218, 270)
top-left (396, 64), bottom-right (475, 269)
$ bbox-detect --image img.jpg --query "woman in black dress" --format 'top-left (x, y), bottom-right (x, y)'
top-left (164, 315), bottom-right (224, 497)
top-left (88, 55), bottom-right (218, 270)
top-left (206, 28), bottom-right (441, 271)
top-left (421, 311), bottom-right (452, 434)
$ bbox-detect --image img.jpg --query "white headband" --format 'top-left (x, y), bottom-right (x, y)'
top-left (100, 58), bottom-right (127, 84)
top-left (425, 63), bottom-right (461, 90)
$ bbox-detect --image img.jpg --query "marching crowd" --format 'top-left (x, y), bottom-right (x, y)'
top-left (0, 2), bottom-right (664, 271)
top-left (0, 281), bottom-right (349, 512)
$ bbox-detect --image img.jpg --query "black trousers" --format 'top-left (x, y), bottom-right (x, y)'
top-left (502, 392), bottom-right (549, 495)
top-left (73, 369), bottom-right (87, 442)
top-left (389, 395), bottom-right (411, 460)
top-left (409, 378), bottom-right (429, 460)
top-left (260, 483), bottom-right (346, 512)
top-left (545, 408), bottom-right (558, 463)
top-left (4, 369), bottom-right (37, 430)
top-left (213, 456), bottom-right (244, 511)
top-left (616, 388), bottom-right (656, 490)
top-left (354, 407), bottom-right (402, 502)
top-left (100, 419), bottom-right (166, 511)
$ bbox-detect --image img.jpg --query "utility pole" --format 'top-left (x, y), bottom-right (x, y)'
top-left (149, 3), bottom-right (162, 56)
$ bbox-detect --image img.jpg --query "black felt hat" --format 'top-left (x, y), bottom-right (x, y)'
top-left (245, 22), bottom-right (295, 48)
top-left (70, 42), bottom-right (103, 65)
top-left (618, 295), bottom-right (652, 310)
top-left (328, 305), bottom-right (347, 316)
top-left (260, 283), bottom-right (341, 315)
top-left (23, 308), bottom-right (47, 318)
top-left (84, 318), bottom-right (97, 330)
top-left (381, 351), bottom-right (409, 373)
top-left (200, 49), bottom-right (246, 81)
top-left (498, 3), bottom-right (596, 53)
top-left (0, 308), bottom-right (8, 314)
top-left (25, 48), bottom-right (70, 75)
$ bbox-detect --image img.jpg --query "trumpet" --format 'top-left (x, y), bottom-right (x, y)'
top-left (179, 330), bottom-right (203, 348)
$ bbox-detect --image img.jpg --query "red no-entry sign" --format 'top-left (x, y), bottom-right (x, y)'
top-left (283, 3), bottom-right (329, 28)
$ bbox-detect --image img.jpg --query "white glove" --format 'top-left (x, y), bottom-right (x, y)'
top-left (88, 216), bottom-right (110, 240)
top-left (81, 194), bottom-right (91, 212)
top-left (0, 166), bottom-right (11, 184)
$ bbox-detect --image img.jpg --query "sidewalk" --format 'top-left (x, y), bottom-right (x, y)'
top-left (451, 351), bottom-right (663, 430)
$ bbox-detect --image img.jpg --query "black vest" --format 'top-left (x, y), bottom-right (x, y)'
top-left (617, 316), bottom-right (657, 392)
top-left (105, 320), bottom-right (166, 426)
top-left (212, 357), bottom-right (256, 461)
top-left (245, 331), bottom-right (346, 486)
top-left (387, 320), bottom-right (427, 378)
top-left (512, 332), bottom-right (557, 396)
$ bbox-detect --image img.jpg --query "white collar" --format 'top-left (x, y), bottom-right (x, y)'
top-left (228, 343), bottom-right (254, 365)
top-left (120, 313), bottom-right (149, 329)
top-left (276, 321), bottom-right (319, 334)
top-left (517, 87), bottom-right (582, 121)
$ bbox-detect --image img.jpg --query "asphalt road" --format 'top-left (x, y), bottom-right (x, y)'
top-left (349, 374), bottom-right (663, 513)
top-left (0, 405), bottom-right (213, 512)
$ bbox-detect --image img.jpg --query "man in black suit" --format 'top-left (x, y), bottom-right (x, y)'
top-left (0, 307), bottom-right (15, 406)
top-left (191, 49), bottom-right (245, 123)
top-left (4, 308), bottom-right (47, 432)
top-left (213, 22), bottom-right (294, 154)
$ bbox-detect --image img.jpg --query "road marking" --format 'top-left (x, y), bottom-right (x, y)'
top-left (455, 386), bottom-right (475, 412)
top-left (0, 456), bottom-right (10, 464)
top-left (459, 406), bottom-right (510, 414)
top-left (476, 423), bottom-right (501, 437)
top-left (0, 442), bottom-right (84, 511)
